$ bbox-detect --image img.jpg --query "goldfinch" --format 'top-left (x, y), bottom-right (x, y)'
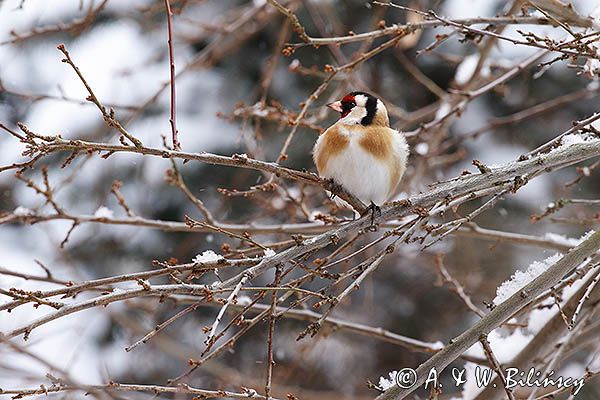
top-left (313, 92), bottom-right (409, 218)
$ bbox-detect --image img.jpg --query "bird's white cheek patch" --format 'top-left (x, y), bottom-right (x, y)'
top-left (340, 107), bottom-right (367, 125)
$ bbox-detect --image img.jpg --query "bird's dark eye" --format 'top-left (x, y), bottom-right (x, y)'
top-left (342, 101), bottom-right (355, 110)
top-left (340, 101), bottom-right (355, 118)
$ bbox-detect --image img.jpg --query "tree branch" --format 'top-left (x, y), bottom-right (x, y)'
top-left (376, 229), bottom-right (600, 400)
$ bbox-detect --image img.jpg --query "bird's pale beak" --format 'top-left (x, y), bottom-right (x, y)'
top-left (326, 101), bottom-right (343, 113)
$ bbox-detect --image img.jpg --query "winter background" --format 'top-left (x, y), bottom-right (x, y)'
top-left (1, 0), bottom-right (600, 399)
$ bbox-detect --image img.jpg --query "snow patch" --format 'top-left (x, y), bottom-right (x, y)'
top-left (93, 206), bottom-right (114, 219)
top-left (454, 54), bottom-right (490, 85)
top-left (378, 370), bottom-right (398, 391)
top-left (13, 206), bottom-right (34, 216)
top-left (237, 295), bottom-right (252, 305)
top-left (414, 142), bottom-right (429, 156)
top-left (558, 134), bottom-right (597, 150)
top-left (193, 250), bottom-right (224, 264)
top-left (494, 254), bottom-right (563, 304)
top-left (459, 362), bottom-right (487, 399)
top-left (544, 232), bottom-right (579, 247)
top-left (264, 248), bottom-right (276, 257)
top-left (465, 329), bottom-right (532, 364)
top-left (434, 101), bottom-right (452, 121)
top-left (431, 341), bottom-right (444, 350)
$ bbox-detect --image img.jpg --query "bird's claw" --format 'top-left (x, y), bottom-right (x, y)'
top-left (326, 178), bottom-right (343, 200)
top-left (362, 202), bottom-right (381, 230)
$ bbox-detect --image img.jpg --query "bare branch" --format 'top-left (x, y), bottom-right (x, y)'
top-left (378, 230), bottom-right (600, 400)
top-left (164, 0), bottom-right (180, 150)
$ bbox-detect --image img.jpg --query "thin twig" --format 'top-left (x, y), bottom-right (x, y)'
top-left (435, 254), bottom-right (486, 318)
top-left (570, 268), bottom-right (600, 328)
top-left (266, 0), bottom-right (310, 43)
top-left (164, 0), bottom-right (180, 150)
top-left (56, 44), bottom-right (142, 147)
top-left (265, 266), bottom-right (282, 400)
top-left (205, 274), bottom-right (249, 346)
top-left (479, 335), bottom-right (516, 400)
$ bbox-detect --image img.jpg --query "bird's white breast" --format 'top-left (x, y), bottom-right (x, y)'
top-left (314, 126), bottom-right (408, 206)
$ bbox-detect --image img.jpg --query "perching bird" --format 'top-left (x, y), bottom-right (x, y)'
top-left (313, 91), bottom-right (409, 221)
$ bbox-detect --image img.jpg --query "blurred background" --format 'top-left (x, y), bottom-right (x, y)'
top-left (1, 0), bottom-right (600, 399)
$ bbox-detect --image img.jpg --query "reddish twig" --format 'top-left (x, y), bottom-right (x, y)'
top-left (164, 0), bottom-right (180, 150)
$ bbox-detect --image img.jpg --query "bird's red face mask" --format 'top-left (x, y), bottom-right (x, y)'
top-left (327, 94), bottom-right (356, 118)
